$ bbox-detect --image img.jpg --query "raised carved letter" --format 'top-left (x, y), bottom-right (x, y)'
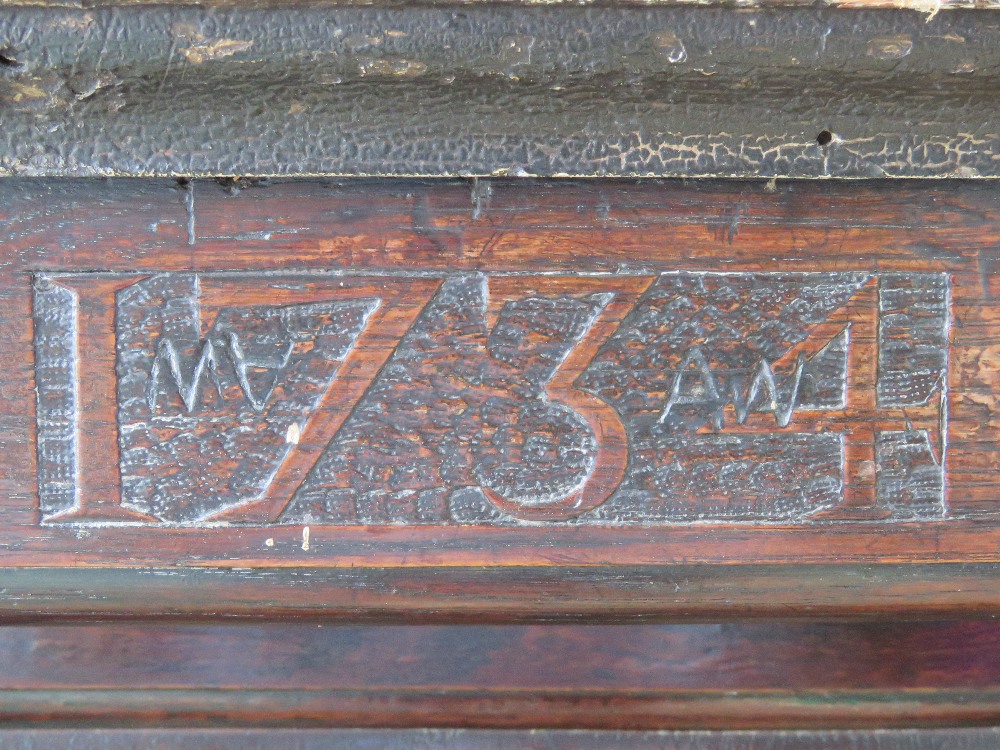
top-left (33, 270), bottom-right (950, 527)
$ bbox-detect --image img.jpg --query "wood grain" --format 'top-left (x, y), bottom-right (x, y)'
top-left (4, 729), bottom-right (1000, 750)
top-left (2, 621), bottom-right (1000, 729)
top-left (4, 565), bottom-right (1000, 622)
top-left (2, 177), bottom-right (1000, 616)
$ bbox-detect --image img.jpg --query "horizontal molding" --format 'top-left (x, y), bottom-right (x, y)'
top-left (3, 565), bottom-right (1000, 621)
top-left (3, 0), bottom-right (1000, 7)
top-left (3, 620), bottom-right (999, 690)
top-left (2, 688), bottom-right (1000, 729)
top-left (0, 6), bottom-right (997, 177)
top-left (2, 730), bottom-right (1000, 750)
top-left (4, 620), bottom-right (1000, 731)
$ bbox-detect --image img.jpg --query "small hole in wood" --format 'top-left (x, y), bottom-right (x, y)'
top-left (816, 130), bottom-right (833, 147)
top-left (0, 47), bottom-right (21, 68)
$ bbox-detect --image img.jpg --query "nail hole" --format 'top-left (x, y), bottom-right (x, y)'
top-left (0, 47), bottom-right (21, 68)
top-left (816, 130), bottom-right (833, 147)
top-left (216, 176), bottom-right (240, 194)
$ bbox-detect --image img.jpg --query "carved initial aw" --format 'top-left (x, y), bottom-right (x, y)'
top-left (660, 346), bottom-right (808, 429)
top-left (659, 330), bottom-right (848, 431)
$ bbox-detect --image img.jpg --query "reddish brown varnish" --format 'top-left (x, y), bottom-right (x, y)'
top-left (1, 179), bottom-right (998, 570)
top-left (2, 621), bottom-right (1000, 730)
top-left (3, 178), bottom-right (1000, 740)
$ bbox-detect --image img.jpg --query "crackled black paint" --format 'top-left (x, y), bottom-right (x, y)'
top-left (0, 6), bottom-right (998, 177)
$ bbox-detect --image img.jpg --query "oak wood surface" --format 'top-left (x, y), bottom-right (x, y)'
top-left (6, 621), bottom-right (1000, 691)
top-left (3, 565), bottom-right (1000, 622)
top-left (1, 177), bottom-right (999, 618)
top-left (2, 621), bottom-right (1000, 729)
top-left (4, 729), bottom-right (1000, 749)
top-left (5, 0), bottom-right (998, 7)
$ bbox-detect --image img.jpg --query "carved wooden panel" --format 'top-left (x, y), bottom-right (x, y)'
top-left (33, 269), bottom-right (949, 527)
top-left (2, 178), bottom-right (999, 582)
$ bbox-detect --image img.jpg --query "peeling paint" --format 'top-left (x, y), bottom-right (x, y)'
top-left (0, 6), bottom-right (996, 178)
top-left (866, 34), bottom-right (914, 60)
top-left (181, 39), bottom-right (253, 65)
top-left (651, 31), bottom-right (688, 64)
top-left (357, 57), bottom-right (427, 78)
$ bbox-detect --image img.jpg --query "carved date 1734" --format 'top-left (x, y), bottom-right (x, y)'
top-left (34, 269), bottom-right (949, 527)
top-left (2, 179), bottom-right (996, 568)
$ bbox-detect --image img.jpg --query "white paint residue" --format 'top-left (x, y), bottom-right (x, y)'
top-left (651, 31), bottom-right (687, 64)
top-left (286, 423), bottom-right (301, 444)
top-left (181, 39), bottom-right (254, 65)
top-left (302, 526), bottom-right (311, 551)
top-left (912, 0), bottom-right (943, 22)
top-left (866, 35), bottom-right (913, 60)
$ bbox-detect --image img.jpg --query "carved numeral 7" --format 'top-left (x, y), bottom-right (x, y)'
top-left (34, 274), bottom-right (440, 524)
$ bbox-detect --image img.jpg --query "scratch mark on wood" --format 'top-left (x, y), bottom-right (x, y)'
top-left (184, 181), bottom-right (196, 247)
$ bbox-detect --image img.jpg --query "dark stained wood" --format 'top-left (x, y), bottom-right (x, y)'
top-left (7, 621), bottom-right (1000, 690)
top-left (4, 6), bottom-right (1000, 740)
top-left (2, 177), bottom-right (1000, 617)
top-left (4, 729), bottom-right (1000, 750)
top-left (2, 621), bottom-right (1000, 729)
top-left (5, 0), bottom-right (998, 7)
top-left (4, 565), bottom-right (1000, 622)
top-left (8, 688), bottom-right (1000, 730)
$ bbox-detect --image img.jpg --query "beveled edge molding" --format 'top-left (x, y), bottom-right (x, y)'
top-left (1, 729), bottom-right (1000, 749)
top-left (3, 564), bottom-right (1000, 622)
top-left (0, 6), bottom-right (998, 178)
top-left (2, 730), bottom-right (1000, 750)
top-left (0, 688), bottom-right (999, 730)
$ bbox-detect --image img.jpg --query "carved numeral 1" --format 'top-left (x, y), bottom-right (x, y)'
top-left (34, 274), bottom-right (440, 524)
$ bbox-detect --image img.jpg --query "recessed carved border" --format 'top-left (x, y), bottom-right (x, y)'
top-left (33, 269), bottom-right (950, 528)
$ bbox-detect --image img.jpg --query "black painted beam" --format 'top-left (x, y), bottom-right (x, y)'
top-left (0, 6), bottom-right (998, 177)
